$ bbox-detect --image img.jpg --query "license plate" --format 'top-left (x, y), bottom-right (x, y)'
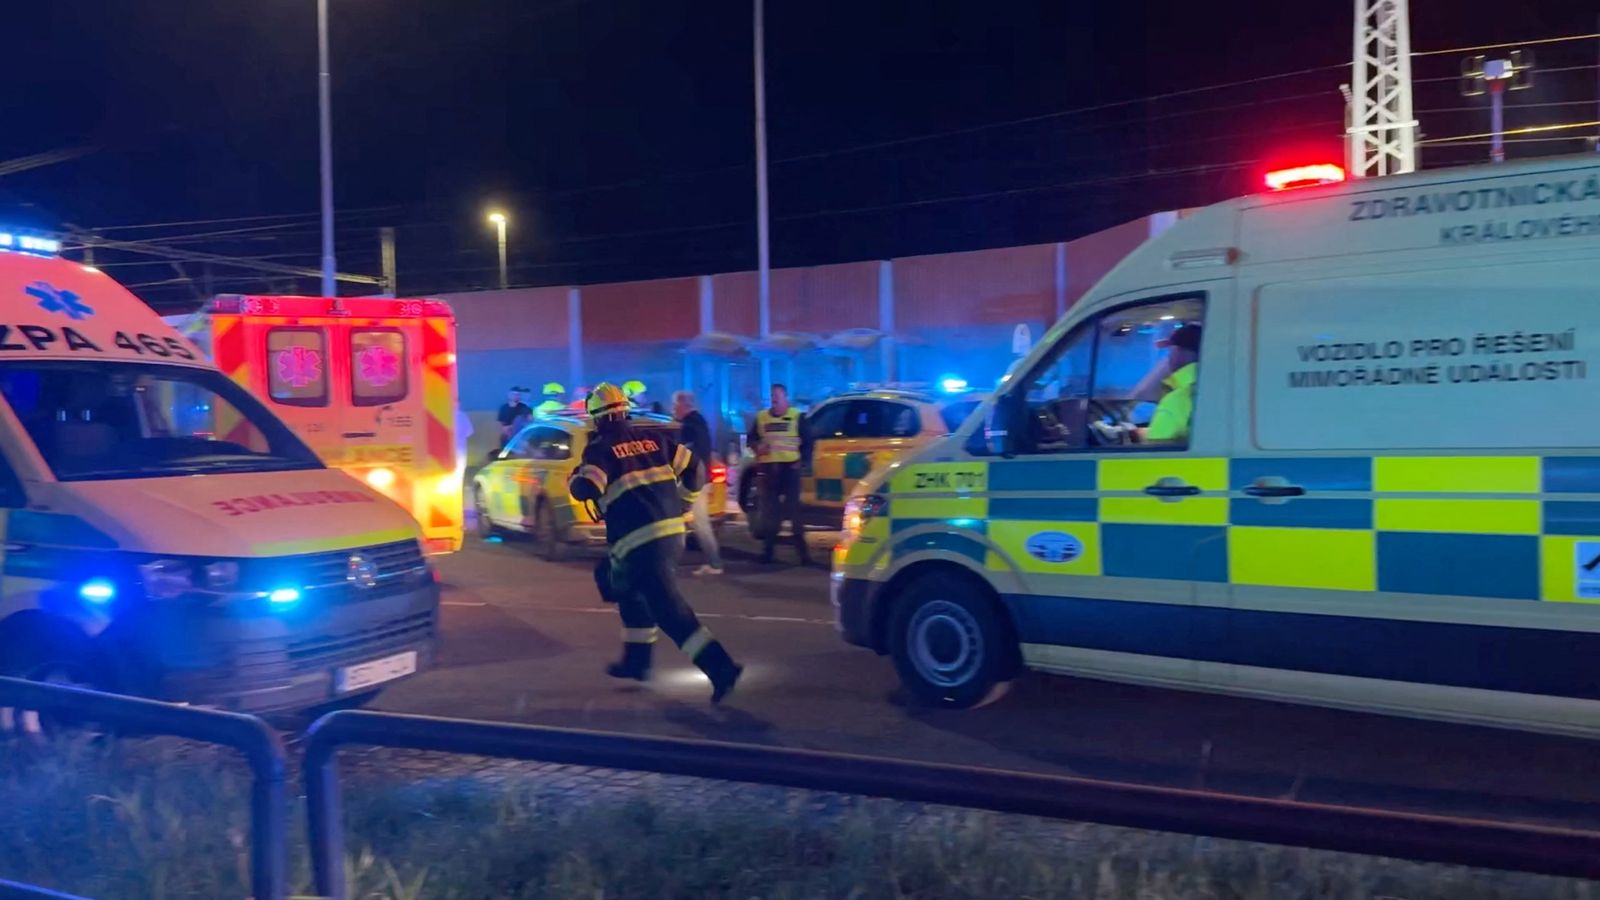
top-left (335, 651), bottom-right (418, 693)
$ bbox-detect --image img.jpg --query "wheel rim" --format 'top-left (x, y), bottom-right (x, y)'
top-left (907, 600), bottom-right (983, 689)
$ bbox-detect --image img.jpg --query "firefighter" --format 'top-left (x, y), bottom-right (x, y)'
top-left (568, 383), bottom-right (743, 703)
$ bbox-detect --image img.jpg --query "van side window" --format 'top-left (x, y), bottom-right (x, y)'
top-left (1014, 325), bottom-right (1094, 453)
top-left (266, 328), bottom-right (328, 407)
top-left (351, 329), bottom-right (408, 407)
top-left (1089, 296), bottom-right (1206, 449)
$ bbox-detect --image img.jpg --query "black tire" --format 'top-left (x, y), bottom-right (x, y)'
top-left (474, 487), bottom-right (500, 539)
top-left (0, 619), bottom-right (100, 738)
top-left (887, 573), bottom-right (1010, 709)
top-left (535, 500), bottom-right (567, 561)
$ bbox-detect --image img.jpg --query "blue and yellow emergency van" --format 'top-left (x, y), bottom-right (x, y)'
top-left (833, 156), bottom-right (1600, 736)
top-left (0, 237), bottom-right (439, 728)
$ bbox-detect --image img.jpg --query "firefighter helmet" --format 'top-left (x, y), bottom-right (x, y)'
top-left (622, 379), bottom-right (646, 399)
top-left (586, 382), bottom-right (630, 423)
top-left (542, 381), bottom-right (565, 398)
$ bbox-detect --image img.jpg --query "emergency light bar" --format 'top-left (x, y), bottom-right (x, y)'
top-left (1264, 164), bottom-right (1346, 192)
top-left (211, 294), bottom-right (452, 318)
top-left (0, 231), bottom-right (62, 256)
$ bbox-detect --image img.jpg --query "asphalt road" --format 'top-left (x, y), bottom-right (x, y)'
top-left (378, 528), bottom-right (1600, 831)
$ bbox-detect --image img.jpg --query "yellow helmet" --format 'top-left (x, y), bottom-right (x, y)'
top-left (586, 382), bottom-right (630, 422)
top-left (542, 381), bottom-right (565, 397)
top-left (622, 379), bottom-right (646, 398)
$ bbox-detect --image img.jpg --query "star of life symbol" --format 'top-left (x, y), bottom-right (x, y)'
top-left (276, 346), bottom-right (323, 388)
top-left (358, 345), bottom-right (400, 387)
top-left (26, 281), bottom-right (94, 320)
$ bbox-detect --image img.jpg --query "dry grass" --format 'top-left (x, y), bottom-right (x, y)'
top-left (1, 737), bottom-right (1596, 899)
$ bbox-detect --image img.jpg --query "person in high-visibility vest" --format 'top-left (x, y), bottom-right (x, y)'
top-left (534, 381), bottom-right (566, 416)
top-left (747, 383), bottom-right (812, 565)
top-left (568, 383), bottom-right (743, 702)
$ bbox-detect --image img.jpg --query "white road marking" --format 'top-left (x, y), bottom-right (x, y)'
top-left (520, 605), bottom-right (832, 626)
top-left (441, 600), bottom-right (488, 607)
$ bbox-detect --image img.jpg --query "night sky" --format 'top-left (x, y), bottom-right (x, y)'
top-left (5, 1), bottom-right (1599, 309)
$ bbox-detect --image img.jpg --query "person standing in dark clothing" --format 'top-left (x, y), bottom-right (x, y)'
top-left (673, 390), bottom-right (724, 574)
top-left (496, 386), bottom-right (533, 447)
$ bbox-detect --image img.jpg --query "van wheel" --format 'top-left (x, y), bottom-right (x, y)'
top-left (474, 488), bottom-right (501, 539)
top-left (0, 625), bottom-right (100, 739)
top-left (888, 574), bottom-right (1009, 709)
top-left (534, 501), bottom-right (567, 561)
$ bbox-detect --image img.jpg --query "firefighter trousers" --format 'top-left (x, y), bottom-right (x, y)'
top-left (612, 535), bottom-right (738, 682)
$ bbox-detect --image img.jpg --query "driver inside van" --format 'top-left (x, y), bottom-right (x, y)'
top-left (1134, 323), bottom-right (1201, 444)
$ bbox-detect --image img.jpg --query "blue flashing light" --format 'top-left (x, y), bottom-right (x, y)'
top-left (268, 587), bottom-right (302, 606)
top-left (0, 231), bottom-right (61, 256)
top-left (78, 579), bottom-right (116, 605)
top-left (939, 375), bottom-right (968, 394)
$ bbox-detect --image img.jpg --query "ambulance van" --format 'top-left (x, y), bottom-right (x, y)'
top-left (174, 295), bottom-right (464, 556)
top-left (833, 155), bottom-right (1600, 737)
top-left (0, 242), bottom-right (439, 721)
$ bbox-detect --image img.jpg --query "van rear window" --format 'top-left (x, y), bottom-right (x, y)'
top-left (266, 328), bottom-right (328, 407)
top-left (351, 329), bottom-right (408, 406)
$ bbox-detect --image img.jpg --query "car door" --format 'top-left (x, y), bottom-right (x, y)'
top-left (800, 400), bottom-right (852, 507)
top-left (491, 426), bottom-right (538, 528)
top-left (839, 399), bottom-right (920, 504)
top-left (983, 291), bottom-right (1221, 681)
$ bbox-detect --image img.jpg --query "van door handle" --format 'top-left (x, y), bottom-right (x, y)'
top-left (1244, 484), bottom-right (1306, 498)
top-left (1143, 483), bottom-right (1201, 497)
top-left (342, 431), bottom-right (377, 439)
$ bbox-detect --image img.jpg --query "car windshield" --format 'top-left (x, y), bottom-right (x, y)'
top-left (940, 398), bottom-right (982, 433)
top-left (0, 360), bottom-right (323, 482)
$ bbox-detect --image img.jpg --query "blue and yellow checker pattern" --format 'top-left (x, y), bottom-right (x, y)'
top-left (841, 455), bottom-right (1600, 604)
top-left (804, 450), bottom-right (887, 505)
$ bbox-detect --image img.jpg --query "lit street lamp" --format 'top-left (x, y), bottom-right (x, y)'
top-left (486, 211), bottom-right (508, 289)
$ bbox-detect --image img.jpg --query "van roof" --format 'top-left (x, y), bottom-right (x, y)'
top-left (0, 249), bottom-right (209, 367)
top-left (1075, 154), bottom-right (1600, 306)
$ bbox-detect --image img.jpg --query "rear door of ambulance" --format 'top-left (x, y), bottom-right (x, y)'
top-left (1230, 161), bottom-right (1600, 729)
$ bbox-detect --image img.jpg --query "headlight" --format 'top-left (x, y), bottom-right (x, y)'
top-left (842, 493), bottom-right (888, 538)
top-left (139, 558), bottom-right (242, 600)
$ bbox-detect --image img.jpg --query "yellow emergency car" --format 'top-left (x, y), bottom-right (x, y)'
top-left (0, 236), bottom-right (438, 724)
top-left (834, 156), bottom-right (1600, 737)
top-left (738, 387), bottom-right (980, 529)
top-left (473, 410), bottom-right (728, 559)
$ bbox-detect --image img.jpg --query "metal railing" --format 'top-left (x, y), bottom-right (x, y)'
top-left (0, 677), bottom-right (287, 900)
top-left (303, 708), bottom-right (1600, 900)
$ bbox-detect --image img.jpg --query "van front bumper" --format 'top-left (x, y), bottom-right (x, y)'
top-left (831, 573), bottom-right (882, 652)
top-left (103, 582), bottom-right (441, 716)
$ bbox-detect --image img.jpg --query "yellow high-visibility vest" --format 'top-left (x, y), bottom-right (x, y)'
top-left (756, 408), bottom-right (801, 463)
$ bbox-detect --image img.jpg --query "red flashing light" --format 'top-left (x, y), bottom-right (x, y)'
top-left (1265, 164), bottom-right (1346, 192)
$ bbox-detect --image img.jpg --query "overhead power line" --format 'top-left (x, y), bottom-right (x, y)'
top-left (1412, 32), bottom-right (1600, 58)
top-left (1419, 120), bottom-right (1600, 145)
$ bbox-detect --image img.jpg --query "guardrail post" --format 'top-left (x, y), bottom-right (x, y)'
top-left (0, 678), bottom-right (287, 900)
top-left (305, 733), bottom-right (347, 900)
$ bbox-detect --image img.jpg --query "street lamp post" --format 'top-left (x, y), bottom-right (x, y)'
top-left (317, 0), bottom-right (336, 296)
top-left (487, 211), bottom-right (508, 289)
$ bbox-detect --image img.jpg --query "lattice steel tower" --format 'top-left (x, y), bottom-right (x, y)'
top-left (1349, 0), bottom-right (1418, 177)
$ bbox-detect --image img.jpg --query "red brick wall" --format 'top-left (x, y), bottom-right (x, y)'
top-left (710, 271), bottom-right (758, 336)
top-left (771, 261), bottom-right (879, 333)
top-left (1064, 218), bottom-right (1150, 305)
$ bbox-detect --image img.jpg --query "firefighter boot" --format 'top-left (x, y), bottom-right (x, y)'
top-left (606, 641), bottom-right (653, 682)
top-left (694, 640), bottom-right (744, 704)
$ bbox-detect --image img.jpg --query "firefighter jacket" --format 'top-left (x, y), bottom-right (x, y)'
top-left (568, 422), bottom-right (703, 561)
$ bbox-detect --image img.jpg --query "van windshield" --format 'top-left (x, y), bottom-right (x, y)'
top-left (0, 361), bottom-right (323, 482)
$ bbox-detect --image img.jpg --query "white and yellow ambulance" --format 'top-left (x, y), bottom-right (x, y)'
top-left (0, 239), bottom-right (438, 720)
top-left (834, 155), bottom-right (1600, 736)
